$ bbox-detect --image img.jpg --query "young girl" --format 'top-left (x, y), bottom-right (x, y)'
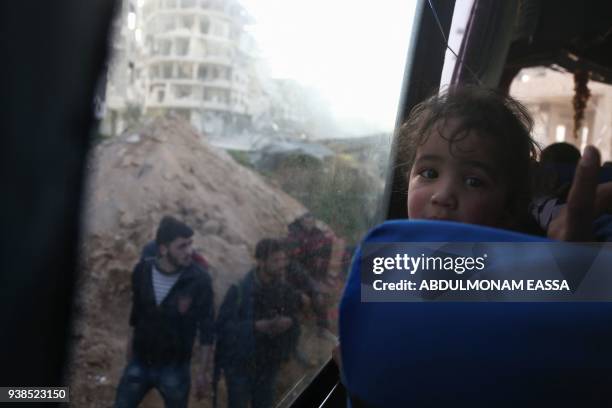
top-left (333, 86), bottom-right (611, 378)
top-left (399, 85), bottom-right (539, 232)
top-left (397, 85), bottom-right (610, 240)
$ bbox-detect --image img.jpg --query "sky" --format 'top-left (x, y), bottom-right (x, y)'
top-left (239, 0), bottom-right (418, 136)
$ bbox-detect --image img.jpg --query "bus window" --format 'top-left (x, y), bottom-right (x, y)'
top-left (71, 0), bottom-right (418, 407)
top-left (439, 0), bottom-right (473, 88)
top-left (510, 66), bottom-right (612, 161)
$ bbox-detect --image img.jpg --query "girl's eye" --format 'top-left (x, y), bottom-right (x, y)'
top-left (465, 177), bottom-right (484, 188)
top-left (418, 168), bottom-right (438, 179)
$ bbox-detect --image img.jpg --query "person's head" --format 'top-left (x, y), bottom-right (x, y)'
top-left (399, 86), bottom-right (539, 229)
top-left (540, 142), bottom-right (581, 165)
top-left (539, 142), bottom-right (581, 196)
top-left (255, 238), bottom-right (287, 282)
top-left (299, 212), bottom-right (315, 231)
top-left (155, 215), bottom-right (194, 269)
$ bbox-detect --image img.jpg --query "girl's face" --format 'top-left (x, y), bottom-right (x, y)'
top-left (407, 121), bottom-right (510, 228)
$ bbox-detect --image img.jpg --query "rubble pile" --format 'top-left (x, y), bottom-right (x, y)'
top-left (69, 117), bottom-right (312, 407)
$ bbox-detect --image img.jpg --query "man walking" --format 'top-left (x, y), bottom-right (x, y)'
top-left (215, 238), bottom-right (300, 408)
top-left (114, 216), bottom-right (214, 408)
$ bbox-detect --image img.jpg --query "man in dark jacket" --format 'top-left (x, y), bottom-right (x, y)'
top-left (286, 213), bottom-right (333, 331)
top-left (215, 238), bottom-right (300, 408)
top-left (114, 216), bottom-right (214, 408)
top-left (286, 213), bottom-right (333, 282)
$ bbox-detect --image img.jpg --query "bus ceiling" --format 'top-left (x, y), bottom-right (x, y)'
top-left (452, 0), bottom-right (612, 90)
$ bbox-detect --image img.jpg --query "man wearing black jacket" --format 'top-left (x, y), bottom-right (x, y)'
top-left (215, 238), bottom-right (300, 408)
top-left (114, 216), bottom-right (214, 408)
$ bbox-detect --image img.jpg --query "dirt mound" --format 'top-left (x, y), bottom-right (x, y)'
top-left (69, 117), bottom-right (311, 407)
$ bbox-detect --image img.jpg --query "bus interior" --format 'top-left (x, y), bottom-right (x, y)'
top-left (1, 0), bottom-right (612, 407)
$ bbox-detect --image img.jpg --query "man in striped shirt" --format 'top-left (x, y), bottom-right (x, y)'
top-left (115, 216), bottom-right (214, 408)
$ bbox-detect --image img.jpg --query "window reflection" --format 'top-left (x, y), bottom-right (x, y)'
top-left (510, 66), bottom-right (612, 160)
top-left (75, 0), bottom-right (415, 406)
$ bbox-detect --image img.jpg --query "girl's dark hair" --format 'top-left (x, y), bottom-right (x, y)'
top-left (398, 85), bottom-right (540, 228)
top-left (155, 215), bottom-right (194, 247)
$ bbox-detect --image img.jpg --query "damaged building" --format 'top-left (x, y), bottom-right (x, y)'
top-left (101, 0), bottom-right (260, 137)
top-left (141, 0), bottom-right (255, 135)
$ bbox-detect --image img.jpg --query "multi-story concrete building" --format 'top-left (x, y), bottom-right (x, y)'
top-left (139, 0), bottom-right (254, 135)
top-left (100, 0), bottom-right (143, 137)
top-left (100, 0), bottom-right (316, 139)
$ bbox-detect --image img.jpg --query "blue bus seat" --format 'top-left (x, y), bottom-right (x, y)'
top-left (339, 220), bottom-right (612, 406)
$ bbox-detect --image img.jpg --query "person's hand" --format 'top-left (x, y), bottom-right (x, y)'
top-left (194, 369), bottom-right (211, 400)
top-left (273, 316), bottom-right (293, 334)
top-left (257, 316), bottom-right (293, 337)
top-left (547, 146), bottom-right (612, 241)
top-left (266, 316), bottom-right (293, 337)
top-left (254, 319), bottom-right (274, 335)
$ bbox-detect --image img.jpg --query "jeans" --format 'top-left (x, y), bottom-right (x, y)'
top-left (114, 359), bottom-right (190, 408)
top-left (224, 367), bottom-right (278, 408)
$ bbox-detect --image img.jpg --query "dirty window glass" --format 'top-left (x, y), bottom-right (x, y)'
top-left (440, 0), bottom-right (473, 88)
top-left (74, 0), bottom-right (417, 406)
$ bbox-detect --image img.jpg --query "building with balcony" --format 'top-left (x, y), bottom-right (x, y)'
top-left (139, 0), bottom-right (255, 135)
